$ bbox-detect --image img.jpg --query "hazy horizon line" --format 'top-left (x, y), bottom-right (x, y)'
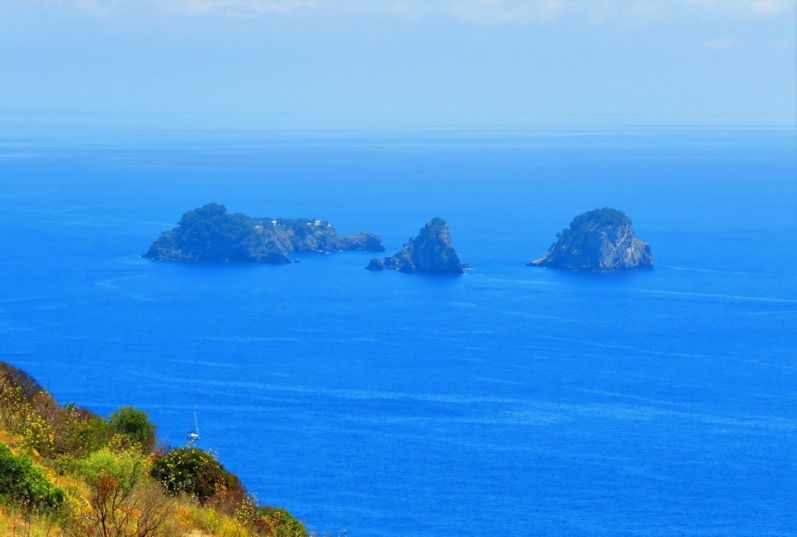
top-left (3, 113), bottom-right (796, 132)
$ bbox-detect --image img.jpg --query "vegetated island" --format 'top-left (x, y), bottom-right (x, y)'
top-left (0, 361), bottom-right (309, 537)
top-left (145, 203), bottom-right (384, 263)
top-left (366, 217), bottom-right (467, 275)
top-left (529, 208), bottom-right (653, 271)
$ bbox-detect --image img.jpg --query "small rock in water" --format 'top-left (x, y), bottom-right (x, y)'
top-left (366, 257), bottom-right (384, 271)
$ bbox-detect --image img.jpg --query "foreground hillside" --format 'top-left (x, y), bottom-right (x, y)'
top-left (0, 362), bottom-right (307, 537)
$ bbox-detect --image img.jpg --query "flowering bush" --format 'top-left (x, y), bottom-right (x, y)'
top-left (109, 407), bottom-right (156, 452)
top-left (151, 447), bottom-right (242, 505)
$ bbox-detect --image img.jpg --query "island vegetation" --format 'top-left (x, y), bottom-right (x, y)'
top-left (145, 203), bottom-right (384, 264)
top-left (0, 361), bottom-right (308, 537)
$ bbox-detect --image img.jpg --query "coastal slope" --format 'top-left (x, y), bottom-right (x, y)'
top-left (0, 361), bottom-right (307, 537)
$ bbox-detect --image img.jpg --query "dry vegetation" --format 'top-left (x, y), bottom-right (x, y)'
top-left (0, 362), bottom-right (308, 537)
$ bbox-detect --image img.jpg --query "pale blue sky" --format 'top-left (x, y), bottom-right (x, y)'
top-left (1, 0), bottom-right (795, 128)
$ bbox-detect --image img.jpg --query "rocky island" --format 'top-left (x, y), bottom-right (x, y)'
top-left (530, 208), bottom-right (653, 271)
top-left (145, 203), bottom-right (384, 263)
top-left (367, 217), bottom-right (466, 275)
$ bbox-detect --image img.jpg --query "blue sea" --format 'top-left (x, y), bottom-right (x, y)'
top-left (1, 125), bottom-right (796, 536)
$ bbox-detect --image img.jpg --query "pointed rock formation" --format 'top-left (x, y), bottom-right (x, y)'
top-left (375, 218), bottom-right (465, 275)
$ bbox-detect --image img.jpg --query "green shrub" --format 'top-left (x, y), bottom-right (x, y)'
top-left (256, 506), bottom-right (307, 537)
top-left (79, 448), bottom-right (174, 537)
top-left (151, 448), bottom-right (242, 504)
top-left (55, 405), bottom-right (111, 456)
top-left (0, 442), bottom-right (64, 512)
top-left (108, 406), bottom-right (156, 452)
top-left (53, 454), bottom-right (80, 476)
top-left (75, 413), bottom-right (111, 453)
top-left (80, 448), bottom-right (143, 494)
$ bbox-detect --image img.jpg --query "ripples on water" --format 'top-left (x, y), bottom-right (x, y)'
top-left (0, 126), bottom-right (795, 536)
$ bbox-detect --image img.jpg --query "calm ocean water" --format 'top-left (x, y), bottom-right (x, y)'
top-left (1, 125), bottom-right (796, 536)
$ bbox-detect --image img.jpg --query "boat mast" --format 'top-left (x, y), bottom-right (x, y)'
top-left (187, 411), bottom-right (200, 447)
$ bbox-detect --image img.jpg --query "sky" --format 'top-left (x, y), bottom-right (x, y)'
top-left (0, 0), bottom-right (795, 129)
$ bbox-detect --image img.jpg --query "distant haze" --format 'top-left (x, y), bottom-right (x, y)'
top-left (1, 0), bottom-right (795, 129)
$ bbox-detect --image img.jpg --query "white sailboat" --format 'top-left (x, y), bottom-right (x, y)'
top-left (187, 411), bottom-right (200, 447)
